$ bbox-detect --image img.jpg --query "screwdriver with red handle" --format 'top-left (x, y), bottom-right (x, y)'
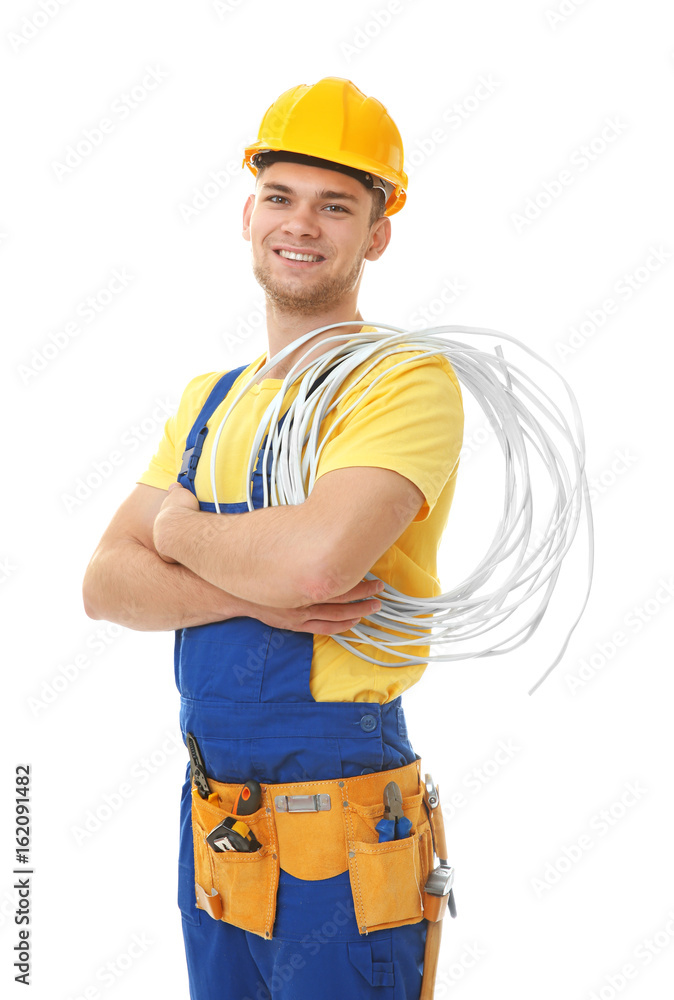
top-left (233, 780), bottom-right (261, 816)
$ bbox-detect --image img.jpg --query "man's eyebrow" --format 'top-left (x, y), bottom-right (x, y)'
top-left (260, 182), bottom-right (360, 203)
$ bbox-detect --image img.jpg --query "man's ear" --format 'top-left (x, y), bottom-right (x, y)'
top-left (242, 193), bottom-right (255, 242)
top-left (364, 216), bottom-right (392, 261)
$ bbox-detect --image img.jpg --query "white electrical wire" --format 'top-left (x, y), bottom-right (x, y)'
top-left (208, 322), bottom-right (594, 695)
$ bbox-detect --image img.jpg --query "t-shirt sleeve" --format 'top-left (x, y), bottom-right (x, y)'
top-left (136, 372), bottom-right (220, 491)
top-left (313, 354), bottom-right (464, 522)
top-left (136, 410), bottom-right (179, 490)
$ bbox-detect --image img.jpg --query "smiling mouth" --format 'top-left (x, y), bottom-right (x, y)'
top-left (274, 249), bottom-right (325, 263)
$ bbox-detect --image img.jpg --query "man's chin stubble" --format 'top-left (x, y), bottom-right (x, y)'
top-left (251, 257), bottom-right (364, 315)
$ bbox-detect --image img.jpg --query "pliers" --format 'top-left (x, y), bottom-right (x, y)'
top-left (376, 781), bottom-right (413, 842)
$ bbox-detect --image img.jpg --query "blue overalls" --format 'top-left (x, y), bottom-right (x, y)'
top-left (175, 364), bottom-right (427, 999)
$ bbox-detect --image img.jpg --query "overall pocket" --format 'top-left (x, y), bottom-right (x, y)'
top-left (190, 786), bottom-right (280, 939)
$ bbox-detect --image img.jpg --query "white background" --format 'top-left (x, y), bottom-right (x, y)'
top-left (2, 1), bottom-right (673, 998)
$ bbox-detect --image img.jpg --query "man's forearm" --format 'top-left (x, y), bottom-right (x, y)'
top-left (153, 503), bottom-right (331, 608)
top-left (83, 537), bottom-right (250, 631)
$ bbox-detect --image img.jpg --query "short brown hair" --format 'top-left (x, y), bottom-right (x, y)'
top-left (368, 186), bottom-right (387, 227)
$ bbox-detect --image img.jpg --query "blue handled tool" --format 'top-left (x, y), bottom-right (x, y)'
top-left (376, 781), bottom-right (413, 842)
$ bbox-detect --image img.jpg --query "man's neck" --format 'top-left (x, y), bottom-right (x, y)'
top-left (258, 303), bottom-right (366, 383)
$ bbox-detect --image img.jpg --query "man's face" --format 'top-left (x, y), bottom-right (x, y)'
top-left (242, 161), bottom-right (390, 315)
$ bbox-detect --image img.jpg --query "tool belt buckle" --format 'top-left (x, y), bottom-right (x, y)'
top-left (274, 793), bottom-right (331, 813)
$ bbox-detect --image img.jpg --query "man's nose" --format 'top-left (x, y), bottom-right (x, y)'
top-left (282, 202), bottom-right (320, 238)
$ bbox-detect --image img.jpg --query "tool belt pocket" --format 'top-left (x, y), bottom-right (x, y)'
top-left (190, 785), bottom-right (279, 940)
top-left (344, 787), bottom-right (434, 933)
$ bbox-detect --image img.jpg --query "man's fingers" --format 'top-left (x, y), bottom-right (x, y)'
top-left (303, 618), bottom-right (363, 635)
top-left (332, 578), bottom-right (385, 604)
top-left (300, 597), bottom-right (381, 634)
top-left (294, 583), bottom-right (384, 633)
top-left (310, 598), bottom-right (380, 621)
top-left (157, 551), bottom-right (180, 565)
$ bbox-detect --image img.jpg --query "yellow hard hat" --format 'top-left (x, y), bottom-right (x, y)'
top-left (242, 77), bottom-right (408, 216)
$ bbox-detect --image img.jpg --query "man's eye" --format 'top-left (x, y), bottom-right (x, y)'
top-left (264, 197), bottom-right (347, 212)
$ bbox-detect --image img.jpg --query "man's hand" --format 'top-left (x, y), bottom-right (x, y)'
top-left (235, 577), bottom-right (385, 636)
top-left (160, 481), bottom-right (199, 512)
top-left (154, 482), bottom-right (199, 564)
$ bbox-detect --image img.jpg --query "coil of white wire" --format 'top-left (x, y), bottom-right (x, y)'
top-left (208, 322), bottom-right (594, 695)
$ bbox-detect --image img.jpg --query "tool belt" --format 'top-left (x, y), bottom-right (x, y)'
top-left (190, 757), bottom-right (442, 940)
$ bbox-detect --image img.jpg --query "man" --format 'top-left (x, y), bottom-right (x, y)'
top-left (83, 77), bottom-right (464, 999)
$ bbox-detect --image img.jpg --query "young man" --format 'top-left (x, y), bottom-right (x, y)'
top-left (83, 78), bottom-right (464, 999)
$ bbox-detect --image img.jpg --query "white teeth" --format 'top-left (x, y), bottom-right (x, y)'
top-left (278, 249), bottom-right (323, 262)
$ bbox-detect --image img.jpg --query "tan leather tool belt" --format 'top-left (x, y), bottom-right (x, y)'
top-left (190, 758), bottom-right (436, 940)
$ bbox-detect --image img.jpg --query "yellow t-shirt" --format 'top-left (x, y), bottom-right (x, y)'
top-left (138, 343), bottom-right (464, 703)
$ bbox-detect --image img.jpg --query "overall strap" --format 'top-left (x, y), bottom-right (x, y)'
top-left (179, 359), bottom-right (342, 495)
top-left (250, 362), bottom-right (343, 509)
top-left (178, 365), bottom-right (248, 492)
